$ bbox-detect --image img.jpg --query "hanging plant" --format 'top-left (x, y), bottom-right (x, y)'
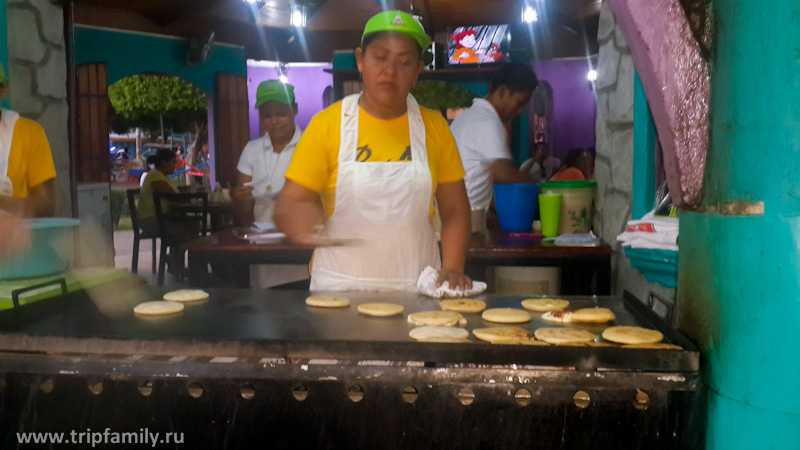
top-left (411, 81), bottom-right (478, 114)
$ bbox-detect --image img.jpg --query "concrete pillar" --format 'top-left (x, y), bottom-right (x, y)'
top-left (679, 1), bottom-right (800, 447)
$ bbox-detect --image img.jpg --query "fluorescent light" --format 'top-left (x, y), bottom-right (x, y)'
top-left (587, 69), bottom-right (598, 82)
top-left (523, 6), bottom-right (538, 23)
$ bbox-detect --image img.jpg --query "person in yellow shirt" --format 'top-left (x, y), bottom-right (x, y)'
top-left (0, 64), bottom-right (56, 217)
top-left (275, 10), bottom-right (472, 293)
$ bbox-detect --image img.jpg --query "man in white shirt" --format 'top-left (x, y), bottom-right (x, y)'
top-left (233, 80), bottom-right (301, 230)
top-left (450, 63), bottom-right (538, 210)
top-left (232, 80), bottom-right (306, 288)
top-left (520, 141), bottom-right (560, 183)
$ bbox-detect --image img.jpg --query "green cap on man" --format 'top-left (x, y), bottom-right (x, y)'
top-left (361, 10), bottom-right (431, 52)
top-left (255, 80), bottom-right (295, 109)
top-left (0, 63), bottom-right (6, 84)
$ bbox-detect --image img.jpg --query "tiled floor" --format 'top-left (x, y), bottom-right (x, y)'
top-left (114, 229), bottom-right (195, 289)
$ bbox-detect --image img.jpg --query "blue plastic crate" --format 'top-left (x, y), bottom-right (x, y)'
top-left (624, 247), bottom-right (678, 289)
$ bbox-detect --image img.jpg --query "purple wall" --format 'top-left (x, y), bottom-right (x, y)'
top-left (530, 58), bottom-right (598, 162)
top-left (247, 63), bottom-right (333, 139)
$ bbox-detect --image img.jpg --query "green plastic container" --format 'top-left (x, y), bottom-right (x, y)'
top-left (539, 180), bottom-right (596, 234)
top-left (624, 247), bottom-right (678, 288)
top-left (0, 218), bottom-right (80, 280)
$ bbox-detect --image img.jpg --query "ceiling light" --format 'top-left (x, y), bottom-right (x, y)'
top-left (277, 63), bottom-right (289, 83)
top-left (587, 69), bottom-right (598, 82)
top-left (522, 6), bottom-right (538, 23)
top-left (291, 4), bottom-right (306, 27)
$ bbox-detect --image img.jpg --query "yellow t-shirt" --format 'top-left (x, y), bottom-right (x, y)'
top-left (285, 100), bottom-right (465, 218)
top-left (138, 170), bottom-right (178, 220)
top-left (8, 117), bottom-right (56, 197)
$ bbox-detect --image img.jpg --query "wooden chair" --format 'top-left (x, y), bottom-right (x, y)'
top-left (126, 189), bottom-right (159, 275)
top-left (153, 192), bottom-right (208, 286)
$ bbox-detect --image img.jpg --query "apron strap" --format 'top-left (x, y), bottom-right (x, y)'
top-left (0, 109), bottom-right (20, 196)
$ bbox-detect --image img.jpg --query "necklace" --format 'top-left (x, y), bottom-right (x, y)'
top-left (262, 137), bottom-right (286, 193)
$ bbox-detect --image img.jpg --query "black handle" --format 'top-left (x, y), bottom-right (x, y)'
top-left (11, 278), bottom-right (68, 309)
top-left (648, 291), bottom-right (675, 323)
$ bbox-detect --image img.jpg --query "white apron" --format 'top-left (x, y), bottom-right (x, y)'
top-left (310, 93), bottom-right (441, 292)
top-left (0, 109), bottom-right (20, 197)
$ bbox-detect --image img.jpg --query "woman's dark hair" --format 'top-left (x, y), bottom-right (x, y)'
top-left (563, 148), bottom-right (586, 168)
top-left (152, 149), bottom-right (176, 168)
top-left (361, 32), bottom-right (423, 58)
top-left (489, 62), bottom-right (538, 94)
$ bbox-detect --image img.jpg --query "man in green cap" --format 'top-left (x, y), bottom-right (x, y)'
top-left (233, 79), bottom-right (300, 229)
top-left (0, 63), bottom-right (56, 217)
top-left (275, 11), bottom-right (473, 293)
top-left (233, 79), bottom-right (306, 288)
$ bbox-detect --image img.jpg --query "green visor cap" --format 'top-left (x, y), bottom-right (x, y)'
top-left (0, 63), bottom-right (6, 84)
top-left (361, 10), bottom-right (432, 53)
top-left (255, 80), bottom-right (295, 108)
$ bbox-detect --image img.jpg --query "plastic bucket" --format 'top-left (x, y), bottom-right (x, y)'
top-left (493, 183), bottom-right (539, 232)
top-left (0, 218), bottom-right (80, 280)
top-left (540, 180), bottom-right (596, 234)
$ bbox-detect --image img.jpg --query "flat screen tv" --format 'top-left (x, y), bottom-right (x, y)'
top-left (447, 25), bottom-right (510, 66)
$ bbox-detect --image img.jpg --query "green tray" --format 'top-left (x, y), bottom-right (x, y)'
top-left (0, 268), bottom-right (133, 309)
top-left (624, 247), bottom-right (678, 289)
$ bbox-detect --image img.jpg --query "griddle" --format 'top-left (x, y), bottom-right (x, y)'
top-left (0, 284), bottom-right (696, 371)
top-left (0, 283), bottom-right (701, 449)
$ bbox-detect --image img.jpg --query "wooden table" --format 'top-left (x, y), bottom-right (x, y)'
top-left (184, 228), bottom-right (612, 294)
top-left (170, 201), bottom-right (234, 233)
top-left (466, 228), bottom-right (612, 295)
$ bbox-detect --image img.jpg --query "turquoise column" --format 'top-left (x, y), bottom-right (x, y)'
top-left (1, 0), bottom-right (9, 108)
top-left (632, 71), bottom-right (656, 220)
top-left (679, 1), bottom-right (800, 448)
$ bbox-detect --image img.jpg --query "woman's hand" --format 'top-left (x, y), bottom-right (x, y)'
top-left (0, 208), bottom-right (31, 261)
top-left (436, 268), bottom-right (473, 291)
top-left (274, 180), bottom-right (324, 244)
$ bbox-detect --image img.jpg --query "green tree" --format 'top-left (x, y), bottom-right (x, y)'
top-left (109, 74), bottom-right (209, 171)
top-left (109, 74), bottom-right (207, 136)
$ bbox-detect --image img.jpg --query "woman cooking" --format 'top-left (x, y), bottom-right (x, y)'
top-left (274, 10), bottom-right (472, 292)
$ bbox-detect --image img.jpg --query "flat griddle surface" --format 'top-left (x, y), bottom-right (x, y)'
top-left (0, 283), bottom-right (697, 371)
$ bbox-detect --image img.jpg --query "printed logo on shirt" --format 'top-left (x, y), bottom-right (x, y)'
top-left (356, 144), bottom-right (413, 162)
top-left (357, 145), bottom-right (373, 162)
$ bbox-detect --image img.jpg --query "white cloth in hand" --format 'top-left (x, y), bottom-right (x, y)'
top-left (416, 265), bottom-right (487, 299)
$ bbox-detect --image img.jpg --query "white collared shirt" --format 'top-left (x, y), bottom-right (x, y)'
top-left (236, 124), bottom-right (302, 229)
top-left (450, 98), bottom-right (511, 209)
top-left (236, 125), bottom-right (302, 194)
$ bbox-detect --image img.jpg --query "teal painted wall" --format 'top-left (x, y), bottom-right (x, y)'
top-left (632, 71), bottom-right (656, 219)
top-left (678, 0), bottom-right (800, 448)
top-left (74, 26), bottom-right (246, 93)
top-left (0, 0), bottom-right (8, 108)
